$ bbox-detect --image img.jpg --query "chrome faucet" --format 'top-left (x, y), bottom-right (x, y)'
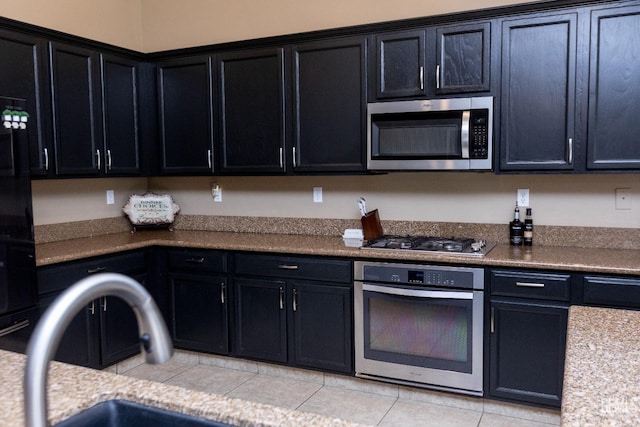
top-left (24, 273), bottom-right (173, 427)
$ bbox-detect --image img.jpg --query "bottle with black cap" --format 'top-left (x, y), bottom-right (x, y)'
top-left (523, 208), bottom-right (533, 246)
top-left (509, 202), bottom-right (523, 246)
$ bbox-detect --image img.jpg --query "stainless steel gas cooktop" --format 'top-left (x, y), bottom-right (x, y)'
top-left (361, 235), bottom-right (496, 257)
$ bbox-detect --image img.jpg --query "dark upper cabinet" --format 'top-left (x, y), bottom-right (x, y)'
top-left (292, 37), bottom-right (367, 172)
top-left (370, 22), bottom-right (491, 101)
top-left (0, 29), bottom-right (52, 176)
top-left (435, 22), bottom-right (491, 94)
top-left (49, 42), bottom-right (102, 176)
top-left (157, 56), bottom-right (214, 175)
top-left (587, 4), bottom-right (640, 170)
top-left (374, 30), bottom-right (427, 99)
top-left (217, 48), bottom-right (286, 174)
top-left (100, 54), bottom-right (141, 175)
top-left (499, 12), bottom-right (578, 171)
top-left (49, 43), bottom-right (143, 177)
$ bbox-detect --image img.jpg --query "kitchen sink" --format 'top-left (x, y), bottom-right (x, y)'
top-left (53, 400), bottom-right (234, 427)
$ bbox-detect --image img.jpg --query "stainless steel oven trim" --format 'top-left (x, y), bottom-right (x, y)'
top-left (362, 283), bottom-right (473, 300)
top-left (354, 261), bottom-right (485, 396)
top-left (366, 96), bottom-right (493, 171)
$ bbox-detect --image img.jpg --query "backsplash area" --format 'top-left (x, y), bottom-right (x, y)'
top-left (34, 214), bottom-right (640, 250)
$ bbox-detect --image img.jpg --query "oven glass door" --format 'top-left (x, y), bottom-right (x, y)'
top-left (362, 283), bottom-right (474, 375)
top-left (371, 111), bottom-right (465, 159)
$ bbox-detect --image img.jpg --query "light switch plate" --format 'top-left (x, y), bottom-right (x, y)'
top-left (106, 190), bottom-right (114, 205)
top-left (313, 187), bottom-right (323, 203)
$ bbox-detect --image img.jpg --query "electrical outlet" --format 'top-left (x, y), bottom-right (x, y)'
top-left (106, 190), bottom-right (114, 205)
top-left (517, 189), bottom-right (529, 207)
top-left (313, 187), bottom-right (323, 203)
top-left (211, 183), bottom-right (222, 202)
top-left (615, 188), bottom-right (631, 210)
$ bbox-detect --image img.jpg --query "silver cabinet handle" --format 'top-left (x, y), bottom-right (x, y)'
top-left (461, 110), bottom-right (470, 159)
top-left (43, 148), bottom-right (49, 171)
top-left (419, 66), bottom-right (424, 90)
top-left (0, 319), bottom-right (30, 337)
top-left (207, 149), bottom-right (212, 170)
top-left (106, 149), bottom-right (112, 170)
top-left (515, 281), bottom-right (545, 288)
top-left (292, 146), bottom-right (297, 168)
top-left (96, 149), bottom-right (101, 171)
top-left (277, 264), bottom-right (298, 270)
top-left (220, 283), bottom-right (226, 304)
top-left (89, 301), bottom-right (95, 315)
top-left (279, 286), bottom-right (284, 310)
top-left (186, 257), bottom-right (205, 263)
top-left (279, 147), bottom-right (284, 169)
top-left (292, 288), bottom-right (298, 312)
top-left (490, 307), bottom-right (495, 334)
top-left (87, 266), bottom-right (106, 274)
top-left (568, 138), bottom-right (573, 165)
top-left (101, 296), bottom-right (107, 312)
top-left (436, 64), bottom-right (440, 90)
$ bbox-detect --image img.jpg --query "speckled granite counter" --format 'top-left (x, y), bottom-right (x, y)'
top-left (0, 349), bottom-right (363, 427)
top-left (562, 306), bottom-right (640, 426)
top-left (36, 230), bottom-right (640, 276)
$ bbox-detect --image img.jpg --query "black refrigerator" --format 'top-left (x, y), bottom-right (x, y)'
top-left (0, 96), bottom-right (38, 352)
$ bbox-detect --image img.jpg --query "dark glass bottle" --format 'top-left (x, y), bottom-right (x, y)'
top-left (524, 208), bottom-right (533, 246)
top-left (509, 204), bottom-right (523, 246)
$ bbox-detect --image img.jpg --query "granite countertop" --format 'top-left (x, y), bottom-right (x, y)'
top-left (562, 306), bottom-right (640, 426)
top-left (35, 230), bottom-right (640, 276)
top-left (0, 350), bottom-right (363, 427)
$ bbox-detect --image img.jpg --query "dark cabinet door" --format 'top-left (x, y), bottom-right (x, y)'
top-left (489, 299), bottom-right (568, 408)
top-left (373, 30), bottom-right (426, 99)
top-left (0, 29), bottom-right (52, 176)
top-left (587, 5), bottom-right (640, 170)
top-left (499, 13), bottom-right (577, 171)
top-left (49, 42), bottom-right (102, 176)
top-left (218, 48), bottom-right (286, 174)
top-left (291, 281), bottom-right (352, 373)
top-left (435, 22), bottom-right (490, 94)
top-left (100, 54), bottom-right (141, 175)
top-left (234, 277), bottom-right (287, 362)
top-left (158, 56), bottom-right (214, 174)
top-left (170, 273), bottom-right (229, 354)
top-left (292, 37), bottom-right (367, 172)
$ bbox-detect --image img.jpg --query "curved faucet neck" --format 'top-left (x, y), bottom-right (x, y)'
top-left (24, 273), bottom-right (173, 427)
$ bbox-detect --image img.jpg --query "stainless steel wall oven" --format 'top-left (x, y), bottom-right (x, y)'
top-left (354, 261), bottom-right (484, 396)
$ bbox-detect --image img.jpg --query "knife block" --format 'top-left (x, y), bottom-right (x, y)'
top-left (361, 209), bottom-right (384, 241)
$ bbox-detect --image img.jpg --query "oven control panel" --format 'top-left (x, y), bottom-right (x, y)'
top-left (356, 262), bottom-right (484, 290)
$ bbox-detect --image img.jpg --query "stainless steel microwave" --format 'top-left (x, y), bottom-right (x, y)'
top-left (367, 96), bottom-right (493, 171)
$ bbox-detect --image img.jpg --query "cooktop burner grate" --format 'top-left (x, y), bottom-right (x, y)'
top-left (362, 235), bottom-right (495, 256)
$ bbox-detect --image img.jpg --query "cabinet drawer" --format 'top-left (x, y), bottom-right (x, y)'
top-left (168, 249), bottom-right (226, 274)
top-left (234, 254), bottom-right (351, 283)
top-left (491, 270), bottom-right (570, 301)
top-left (38, 251), bottom-right (146, 295)
top-left (583, 276), bottom-right (640, 309)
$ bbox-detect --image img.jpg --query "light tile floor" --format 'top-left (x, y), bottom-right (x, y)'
top-left (110, 350), bottom-right (561, 427)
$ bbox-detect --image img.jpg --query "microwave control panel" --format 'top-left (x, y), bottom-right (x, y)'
top-left (469, 111), bottom-right (489, 159)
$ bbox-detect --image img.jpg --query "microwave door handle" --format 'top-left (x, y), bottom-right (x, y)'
top-left (461, 110), bottom-right (470, 159)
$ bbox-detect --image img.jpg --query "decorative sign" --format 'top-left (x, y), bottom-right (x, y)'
top-left (123, 193), bottom-right (180, 230)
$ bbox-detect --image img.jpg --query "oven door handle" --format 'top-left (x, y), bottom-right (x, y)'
top-left (363, 283), bottom-right (473, 300)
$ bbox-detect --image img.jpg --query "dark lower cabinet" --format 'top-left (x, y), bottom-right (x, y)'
top-left (170, 273), bottom-right (228, 354)
top-left (291, 281), bottom-right (352, 373)
top-left (489, 269), bottom-right (570, 408)
top-left (489, 300), bottom-right (568, 408)
top-left (233, 254), bottom-right (353, 374)
top-left (166, 249), bottom-right (229, 354)
top-left (36, 251), bottom-right (149, 369)
top-left (234, 278), bottom-right (287, 362)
